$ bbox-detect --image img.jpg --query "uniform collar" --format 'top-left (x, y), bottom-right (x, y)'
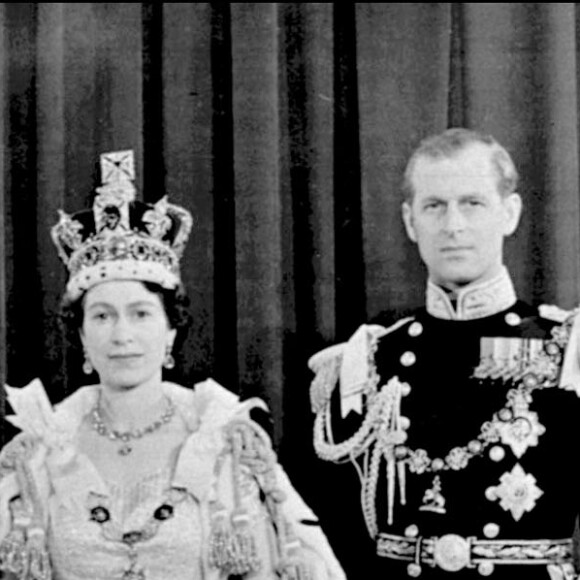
top-left (426, 267), bottom-right (517, 321)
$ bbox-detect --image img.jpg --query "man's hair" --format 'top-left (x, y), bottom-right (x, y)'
top-left (402, 128), bottom-right (519, 201)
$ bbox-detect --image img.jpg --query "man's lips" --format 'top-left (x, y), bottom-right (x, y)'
top-left (440, 246), bottom-right (473, 253)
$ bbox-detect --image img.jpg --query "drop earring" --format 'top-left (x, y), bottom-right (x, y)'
top-left (163, 345), bottom-right (175, 370)
top-left (83, 351), bottom-right (94, 375)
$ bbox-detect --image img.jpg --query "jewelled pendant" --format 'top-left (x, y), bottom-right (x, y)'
top-left (122, 569), bottom-right (145, 580)
top-left (118, 443), bottom-right (132, 456)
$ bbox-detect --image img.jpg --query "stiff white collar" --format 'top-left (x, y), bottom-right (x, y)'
top-left (426, 267), bottom-right (517, 321)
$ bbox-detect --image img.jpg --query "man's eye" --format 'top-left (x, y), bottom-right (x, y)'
top-left (424, 202), bottom-right (442, 210)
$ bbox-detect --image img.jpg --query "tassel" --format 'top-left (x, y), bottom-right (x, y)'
top-left (208, 507), bottom-right (260, 576)
top-left (397, 460), bottom-right (406, 506)
top-left (387, 454), bottom-right (396, 526)
top-left (279, 559), bottom-right (313, 580)
top-left (27, 528), bottom-right (51, 580)
top-left (0, 528), bottom-right (28, 578)
top-left (277, 537), bottom-right (313, 580)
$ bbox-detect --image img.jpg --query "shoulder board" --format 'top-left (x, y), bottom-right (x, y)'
top-left (374, 316), bottom-right (415, 340)
top-left (307, 317), bottom-right (415, 372)
top-left (538, 304), bottom-right (576, 323)
top-left (308, 343), bottom-right (345, 372)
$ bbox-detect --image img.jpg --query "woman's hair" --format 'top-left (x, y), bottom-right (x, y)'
top-left (60, 281), bottom-right (193, 352)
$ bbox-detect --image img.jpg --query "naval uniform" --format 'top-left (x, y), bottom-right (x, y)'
top-left (309, 268), bottom-right (580, 580)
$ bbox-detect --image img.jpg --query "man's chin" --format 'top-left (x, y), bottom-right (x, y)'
top-left (436, 268), bottom-right (485, 290)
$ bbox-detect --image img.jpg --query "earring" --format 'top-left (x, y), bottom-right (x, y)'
top-left (83, 352), bottom-right (94, 375)
top-left (163, 345), bottom-right (175, 370)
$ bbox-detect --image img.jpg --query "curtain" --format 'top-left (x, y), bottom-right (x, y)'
top-left (1, 4), bottom-right (580, 459)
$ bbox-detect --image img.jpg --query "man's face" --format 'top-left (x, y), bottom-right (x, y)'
top-left (402, 143), bottom-right (522, 291)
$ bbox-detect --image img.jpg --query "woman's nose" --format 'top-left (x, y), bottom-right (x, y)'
top-left (110, 317), bottom-right (133, 343)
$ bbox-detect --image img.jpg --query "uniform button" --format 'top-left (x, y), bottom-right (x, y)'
top-left (404, 524), bottom-right (419, 538)
top-left (483, 523), bottom-right (500, 538)
top-left (485, 486), bottom-right (498, 501)
top-left (408, 322), bottom-right (423, 337)
top-left (400, 416), bottom-right (411, 430)
top-left (401, 383), bottom-right (412, 397)
top-left (489, 446), bottom-right (505, 462)
top-left (400, 351), bottom-right (416, 367)
top-left (478, 562), bottom-right (495, 576)
top-left (407, 563), bottom-right (422, 577)
top-left (504, 312), bottom-right (521, 326)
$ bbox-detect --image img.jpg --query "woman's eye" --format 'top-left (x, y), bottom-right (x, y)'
top-left (92, 312), bottom-right (109, 321)
top-left (135, 310), bottom-right (151, 319)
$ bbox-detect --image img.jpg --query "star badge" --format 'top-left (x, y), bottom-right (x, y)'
top-left (486, 463), bottom-right (543, 521)
top-left (497, 408), bottom-right (545, 458)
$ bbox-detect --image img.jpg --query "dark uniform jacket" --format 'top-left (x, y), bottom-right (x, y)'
top-left (309, 269), bottom-right (580, 580)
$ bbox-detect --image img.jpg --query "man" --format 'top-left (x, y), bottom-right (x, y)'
top-left (308, 128), bottom-right (580, 579)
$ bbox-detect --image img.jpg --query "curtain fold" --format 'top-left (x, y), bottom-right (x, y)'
top-left (2, 3), bottom-right (580, 449)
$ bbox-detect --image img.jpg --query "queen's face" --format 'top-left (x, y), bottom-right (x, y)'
top-left (80, 280), bottom-right (176, 391)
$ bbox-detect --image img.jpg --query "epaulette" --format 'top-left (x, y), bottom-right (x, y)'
top-left (308, 318), bottom-right (414, 414)
top-left (0, 433), bottom-right (40, 480)
top-left (538, 304), bottom-right (577, 324)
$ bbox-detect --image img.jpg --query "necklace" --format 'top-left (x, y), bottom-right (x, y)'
top-left (91, 394), bottom-right (176, 456)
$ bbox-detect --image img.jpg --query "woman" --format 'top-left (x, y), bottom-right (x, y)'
top-left (0, 151), bottom-right (345, 580)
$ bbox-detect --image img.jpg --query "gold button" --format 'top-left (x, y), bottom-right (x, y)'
top-left (408, 322), bottom-right (423, 337)
top-left (483, 523), bottom-right (500, 538)
top-left (478, 562), bottom-right (495, 576)
top-left (400, 351), bottom-right (416, 367)
top-left (504, 312), bottom-right (521, 326)
top-left (489, 446), bottom-right (505, 462)
top-left (407, 563), bottom-right (422, 577)
top-left (404, 524), bottom-right (419, 538)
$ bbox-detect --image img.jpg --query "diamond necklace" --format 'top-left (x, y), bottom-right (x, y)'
top-left (91, 393), bottom-right (176, 456)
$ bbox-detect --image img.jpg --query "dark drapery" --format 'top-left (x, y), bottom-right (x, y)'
top-left (2, 4), bottom-right (580, 456)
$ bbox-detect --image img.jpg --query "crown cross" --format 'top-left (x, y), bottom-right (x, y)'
top-left (100, 150), bottom-right (135, 184)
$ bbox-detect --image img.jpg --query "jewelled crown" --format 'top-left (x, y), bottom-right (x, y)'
top-left (51, 150), bottom-right (193, 300)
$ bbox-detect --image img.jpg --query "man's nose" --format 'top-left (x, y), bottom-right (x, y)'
top-left (442, 203), bottom-right (466, 234)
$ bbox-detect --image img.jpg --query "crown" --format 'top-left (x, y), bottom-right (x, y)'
top-left (51, 150), bottom-right (193, 300)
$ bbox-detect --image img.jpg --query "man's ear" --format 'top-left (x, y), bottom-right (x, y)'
top-left (167, 328), bottom-right (177, 349)
top-left (402, 201), bottom-right (417, 243)
top-left (502, 192), bottom-right (523, 236)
